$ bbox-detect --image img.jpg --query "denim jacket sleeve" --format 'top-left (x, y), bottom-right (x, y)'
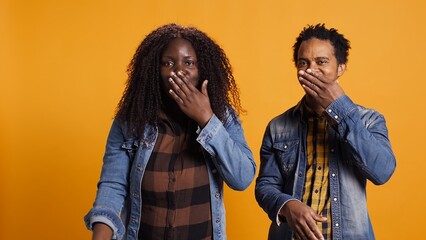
top-left (84, 119), bottom-right (132, 239)
top-left (325, 94), bottom-right (396, 185)
top-left (196, 111), bottom-right (256, 191)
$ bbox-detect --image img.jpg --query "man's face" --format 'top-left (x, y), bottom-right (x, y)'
top-left (296, 38), bottom-right (345, 82)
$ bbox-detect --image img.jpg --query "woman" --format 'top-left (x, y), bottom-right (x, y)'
top-left (84, 23), bottom-right (256, 240)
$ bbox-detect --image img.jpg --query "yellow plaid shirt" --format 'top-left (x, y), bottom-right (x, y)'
top-left (299, 116), bottom-right (332, 239)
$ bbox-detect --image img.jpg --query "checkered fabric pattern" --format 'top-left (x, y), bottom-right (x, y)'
top-left (139, 113), bottom-right (212, 240)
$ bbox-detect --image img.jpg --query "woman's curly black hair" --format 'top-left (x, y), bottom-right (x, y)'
top-left (293, 23), bottom-right (351, 65)
top-left (115, 23), bottom-right (243, 136)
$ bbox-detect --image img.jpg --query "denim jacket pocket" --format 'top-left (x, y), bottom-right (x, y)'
top-left (273, 140), bottom-right (299, 176)
top-left (121, 139), bottom-right (140, 161)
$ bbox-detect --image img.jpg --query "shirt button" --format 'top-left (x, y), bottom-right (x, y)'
top-left (330, 148), bottom-right (335, 153)
top-left (318, 166), bottom-right (322, 170)
top-left (315, 189), bottom-right (319, 193)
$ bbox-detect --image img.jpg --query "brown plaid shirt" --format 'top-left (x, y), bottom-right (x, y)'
top-left (138, 113), bottom-right (212, 240)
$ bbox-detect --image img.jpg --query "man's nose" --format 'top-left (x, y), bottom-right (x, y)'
top-left (309, 62), bottom-right (318, 70)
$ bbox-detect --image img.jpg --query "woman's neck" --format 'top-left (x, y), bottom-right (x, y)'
top-left (161, 97), bottom-right (191, 126)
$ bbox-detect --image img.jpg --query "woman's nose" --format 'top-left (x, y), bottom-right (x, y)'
top-left (173, 63), bottom-right (184, 73)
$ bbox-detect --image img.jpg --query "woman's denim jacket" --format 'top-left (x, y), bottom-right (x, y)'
top-left (85, 111), bottom-right (256, 240)
top-left (255, 95), bottom-right (396, 240)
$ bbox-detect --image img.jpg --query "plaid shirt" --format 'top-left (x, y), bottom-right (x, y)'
top-left (302, 116), bottom-right (332, 238)
top-left (298, 113), bottom-right (332, 239)
top-left (139, 113), bottom-right (212, 240)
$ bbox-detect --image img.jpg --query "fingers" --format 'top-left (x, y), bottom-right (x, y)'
top-left (169, 72), bottom-right (189, 95)
top-left (168, 86), bottom-right (184, 104)
top-left (294, 218), bottom-right (324, 240)
top-left (298, 70), bottom-right (322, 92)
top-left (201, 80), bottom-right (208, 96)
top-left (168, 71), bottom-right (195, 103)
top-left (306, 217), bottom-right (325, 240)
top-left (313, 214), bottom-right (327, 223)
top-left (298, 68), bottom-right (344, 111)
top-left (285, 201), bottom-right (325, 240)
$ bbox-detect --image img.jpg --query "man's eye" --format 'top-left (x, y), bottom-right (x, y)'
top-left (298, 61), bottom-right (307, 67)
top-left (317, 60), bottom-right (327, 65)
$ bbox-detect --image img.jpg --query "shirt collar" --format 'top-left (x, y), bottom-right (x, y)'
top-left (293, 96), bottom-right (325, 120)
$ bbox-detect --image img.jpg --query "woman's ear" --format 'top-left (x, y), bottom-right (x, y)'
top-left (337, 63), bottom-right (346, 77)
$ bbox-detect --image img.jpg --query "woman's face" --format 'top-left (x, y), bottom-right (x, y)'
top-left (160, 38), bottom-right (199, 96)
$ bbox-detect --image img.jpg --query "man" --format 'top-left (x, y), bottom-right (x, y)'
top-left (255, 24), bottom-right (396, 240)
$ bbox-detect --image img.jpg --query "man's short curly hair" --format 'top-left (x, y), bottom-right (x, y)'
top-left (293, 23), bottom-right (351, 65)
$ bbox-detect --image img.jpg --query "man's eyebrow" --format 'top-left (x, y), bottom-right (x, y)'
top-left (315, 57), bottom-right (330, 60)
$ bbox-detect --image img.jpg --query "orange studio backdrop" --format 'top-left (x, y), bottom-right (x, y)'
top-left (1, 0), bottom-right (424, 239)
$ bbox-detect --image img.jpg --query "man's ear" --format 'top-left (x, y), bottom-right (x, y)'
top-left (337, 63), bottom-right (346, 77)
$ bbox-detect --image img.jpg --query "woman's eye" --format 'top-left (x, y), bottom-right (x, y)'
top-left (185, 60), bottom-right (195, 66)
top-left (162, 61), bottom-right (173, 67)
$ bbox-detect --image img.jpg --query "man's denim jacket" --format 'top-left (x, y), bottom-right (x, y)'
top-left (255, 95), bottom-right (396, 240)
top-left (84, 111), bottom-right (256, 240)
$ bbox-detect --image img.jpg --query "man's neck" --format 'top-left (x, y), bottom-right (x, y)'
top-left (305, 95), bottom-right (324, 116)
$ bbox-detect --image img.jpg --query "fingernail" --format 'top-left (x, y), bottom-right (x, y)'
top-left (298, 70), bottom-right (304, 75)
top-left (306, 69), bottom-right (312, 73)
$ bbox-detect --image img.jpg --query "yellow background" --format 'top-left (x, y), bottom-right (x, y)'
top-left (1, 0), bottom-right (424, 239)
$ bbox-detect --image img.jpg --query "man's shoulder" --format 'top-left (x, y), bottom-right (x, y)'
top-left (267, 104), bottom-right (301, 129)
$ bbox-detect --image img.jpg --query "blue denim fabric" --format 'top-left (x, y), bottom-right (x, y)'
top-left (255, 95), bottom-right (396, 240)
top-left (84, 111), bottom-right (256, 240)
